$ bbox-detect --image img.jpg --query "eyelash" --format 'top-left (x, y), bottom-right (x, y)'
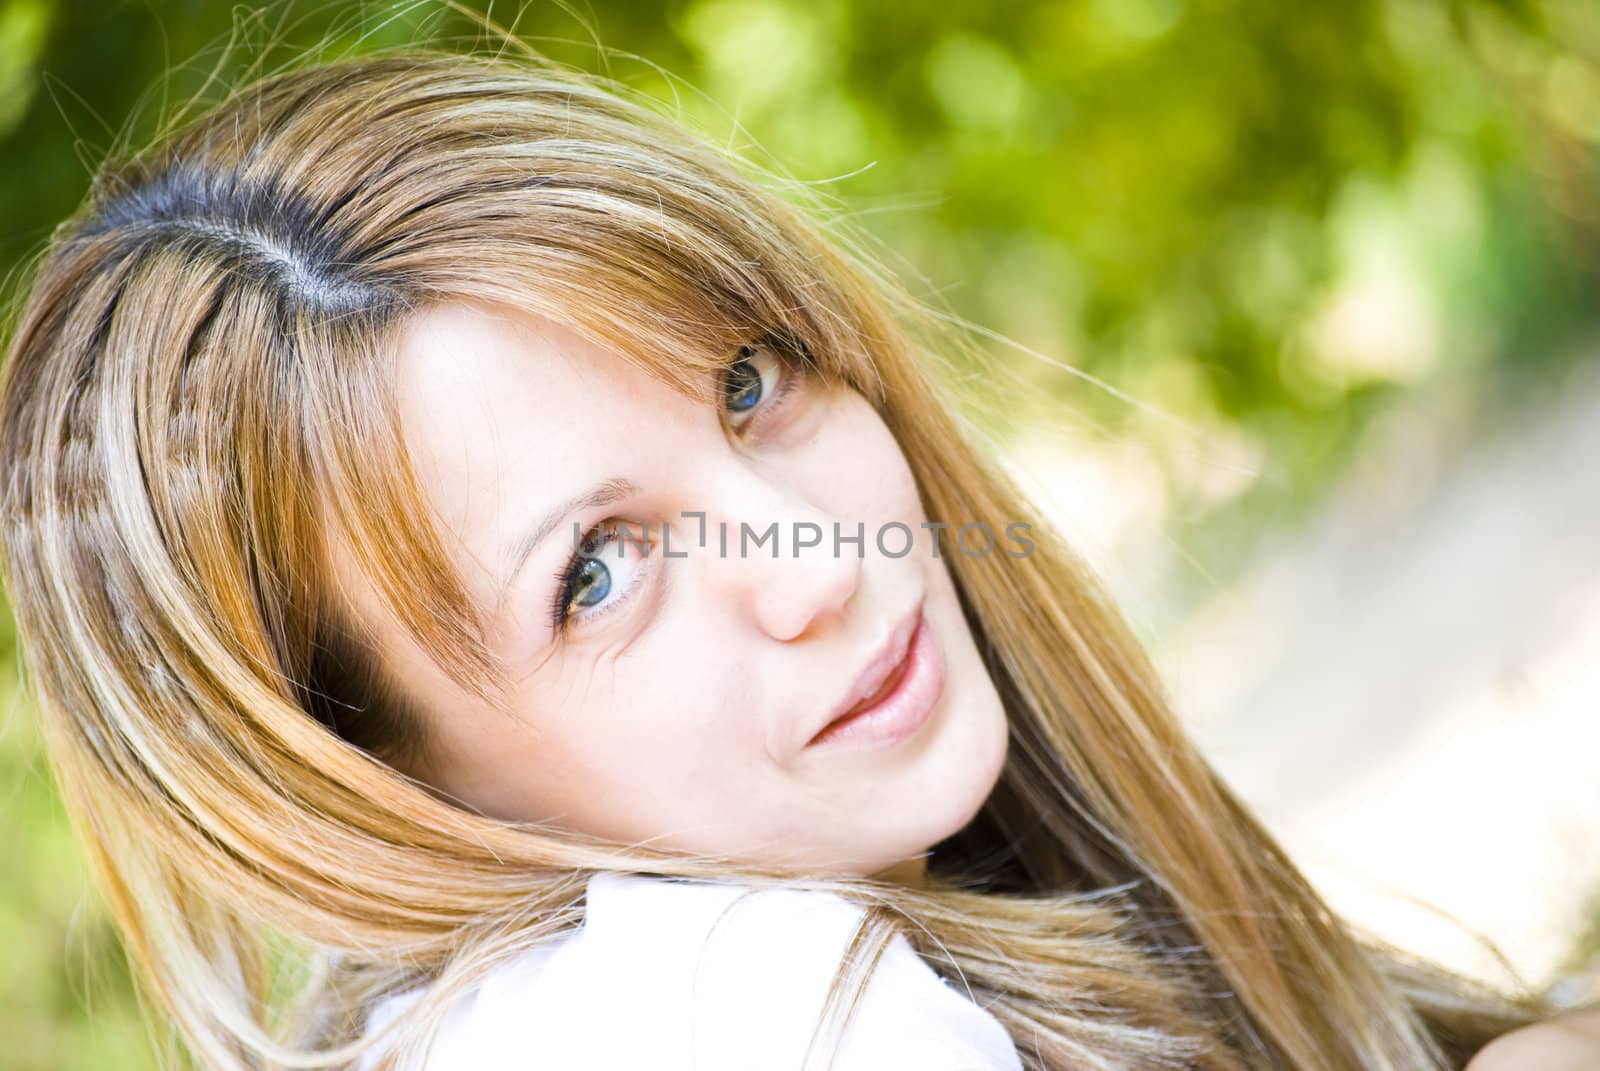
top-left (544, 340), bottom-right (804, 636)
top-left (544, 521), bottom-right (651, 636)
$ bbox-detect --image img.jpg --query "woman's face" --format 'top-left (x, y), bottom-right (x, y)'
top-left (342, 300), bottom-right (1009, 879)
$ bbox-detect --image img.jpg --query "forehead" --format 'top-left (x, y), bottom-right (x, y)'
top-left (397, 302), bottom-right (637, 417)
top-left (390, 302), bottom-right (688, 563)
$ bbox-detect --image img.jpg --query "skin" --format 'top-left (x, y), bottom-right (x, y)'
top-left (335, 300), bottom-right (1011, 882)
top-left (1463, 1000), bottom-right (1600, 1070)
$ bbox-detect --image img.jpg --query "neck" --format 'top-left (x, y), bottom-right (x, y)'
top-left (871, 855), bottom-right (929, 887)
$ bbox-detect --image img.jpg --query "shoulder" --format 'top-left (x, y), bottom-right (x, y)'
top-left (360, 871), bottom-right (1022, 1070)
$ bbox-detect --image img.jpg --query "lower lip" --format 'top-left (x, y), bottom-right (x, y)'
top-left (808, 611), bottom-right (945, 749)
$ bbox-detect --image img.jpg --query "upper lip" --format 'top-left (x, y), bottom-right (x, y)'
top-left (808, 595), bottom-right (925, 746)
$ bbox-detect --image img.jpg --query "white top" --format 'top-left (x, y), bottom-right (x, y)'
top-left (358, 870), bottom-right (1023, 1069)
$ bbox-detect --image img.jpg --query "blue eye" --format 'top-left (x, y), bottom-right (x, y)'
top-left (547, 521), bottom-right (649, 633)
top-left (722, 342), bottom-right (791, 431)
top-left (564, 548), bottom-right (611, 610)
top-left (543, 340), bottom-right (805, 638)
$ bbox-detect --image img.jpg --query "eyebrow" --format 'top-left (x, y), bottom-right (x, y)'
top-left (494, 475), bottom-right (641, 609)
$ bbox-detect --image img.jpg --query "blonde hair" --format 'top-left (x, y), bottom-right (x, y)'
top-left (0, 38), bottom-right (1552, 1071)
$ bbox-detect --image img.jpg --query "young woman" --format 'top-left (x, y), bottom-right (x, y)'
top-left (0, 42), bottom-right (1587, 1070)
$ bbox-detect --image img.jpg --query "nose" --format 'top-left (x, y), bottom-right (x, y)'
top-left (681, 456), bottom-right (863, 642)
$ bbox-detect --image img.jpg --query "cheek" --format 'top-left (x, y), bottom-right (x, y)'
top-left (495, 677), bottom-right (769, 847)
top-left (800, 394), bottom-right (924, 522)
top-left (552, 652), bottom-right (757, 775)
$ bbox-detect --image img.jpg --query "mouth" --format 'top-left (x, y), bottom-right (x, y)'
top-left (807, 597), bottom-right (943, 749)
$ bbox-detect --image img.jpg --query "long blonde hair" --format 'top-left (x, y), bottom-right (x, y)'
top-left (0, 39), bottom-right (1551, 1071)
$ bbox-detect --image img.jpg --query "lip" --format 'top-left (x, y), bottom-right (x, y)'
top-left (806, 600), bottom-right (944, 749)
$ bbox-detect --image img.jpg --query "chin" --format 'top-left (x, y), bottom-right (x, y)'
top-left (943, 694), bottom-right (1011, 826)
top-left (794, 695), bottom-right (1010, 881)
top-left (890, 697), bottom-right (1011, 868)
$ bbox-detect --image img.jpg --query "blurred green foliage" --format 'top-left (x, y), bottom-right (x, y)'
top-left (2, 1), bottom-right (1598, 1066)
